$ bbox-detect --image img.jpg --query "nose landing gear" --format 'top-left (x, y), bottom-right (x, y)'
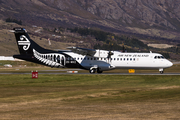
top-left (160, 71), bottom-right (164, 74)
top-left (159, 68), bottom-right (164, 74)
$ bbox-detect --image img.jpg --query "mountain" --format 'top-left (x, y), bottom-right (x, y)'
top-left (1, 0), bottom-right (180, 41)
top-left (1, 0), bottom-right (180, 60)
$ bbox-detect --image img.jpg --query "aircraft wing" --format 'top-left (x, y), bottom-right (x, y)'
top-left (67, 47), bottom-right (96, 56)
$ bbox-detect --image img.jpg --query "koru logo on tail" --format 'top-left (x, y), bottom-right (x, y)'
top-left (18, 35), bottom-right (31, 51)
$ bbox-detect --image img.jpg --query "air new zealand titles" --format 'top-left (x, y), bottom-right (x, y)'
top-left (12, 28), bottom-right (173, 74)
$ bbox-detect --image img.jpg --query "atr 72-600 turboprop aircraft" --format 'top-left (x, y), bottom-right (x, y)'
top-left (11, 28), bottom-right (173, 74)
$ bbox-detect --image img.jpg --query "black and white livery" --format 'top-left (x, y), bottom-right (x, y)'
top-left (12, 28), bottom-right (173, 74)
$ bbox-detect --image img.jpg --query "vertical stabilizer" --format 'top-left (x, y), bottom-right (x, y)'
top-left (13, 27), bottom-right (54, 55)
top-left (13, 28), bottom-right (33, 55)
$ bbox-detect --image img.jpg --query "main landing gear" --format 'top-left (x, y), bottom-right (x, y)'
top-left (89, 67), bottom-right (103, 74)
top-left (89, 68), bottom-right (96, 73)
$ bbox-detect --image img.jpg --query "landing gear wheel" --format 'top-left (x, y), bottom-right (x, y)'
top-left (97, 71), bottom-right (103, 74)
top-left (159, 68), bottom-right (164, 74)
top-left (97, 68), bottom-right (103, 74)
top-left (89, 68), bottom-right (96, 74)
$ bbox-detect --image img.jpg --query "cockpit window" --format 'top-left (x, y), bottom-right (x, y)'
top-left (161, 56), bottom-right (165, 59)
top-left (154, 56), bottom-right (165, 59)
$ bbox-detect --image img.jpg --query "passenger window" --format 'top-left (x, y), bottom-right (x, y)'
top-left (114, 58), bottom-right (116, 60)
top-left (133, 58), bottom-right (135, 61)
top-left (117, 58), bottom-right (119, 61)
top-left (104, 58), bottom-right (106, 60)
top-left (124, 58), bottom-right (126, 61)
top-left (127, 58), bottom-right (129, 61)
top-left (130, 58), bottom-right (132, 61)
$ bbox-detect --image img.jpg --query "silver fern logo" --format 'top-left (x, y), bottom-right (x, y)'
top-left (18, 35), bottom-right (31, 51)
top-left (33, 49), bottom-right (63, 67)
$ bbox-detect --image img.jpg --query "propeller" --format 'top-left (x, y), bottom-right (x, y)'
top-left (107, 51), bottom-right (114, 59)
top-left (122, 42), bottom-right (127, 52)
top-left (122, 43), bottom-right (125, 52)
top-left (107, 43), bottom-right (114, 60)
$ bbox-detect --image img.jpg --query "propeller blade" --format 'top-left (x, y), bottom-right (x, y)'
top-left (107, 51), bottom-right (114, 59)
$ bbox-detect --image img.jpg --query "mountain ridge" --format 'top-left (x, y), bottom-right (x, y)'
top-left (1, 0), bottom-right (180, 40)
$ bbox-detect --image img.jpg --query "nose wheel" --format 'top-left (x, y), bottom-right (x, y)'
top-left (159, 68), bottom-right (164, 74)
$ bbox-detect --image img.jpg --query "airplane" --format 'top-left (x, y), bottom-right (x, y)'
top-left (11, 27), bottom-right (173, 74)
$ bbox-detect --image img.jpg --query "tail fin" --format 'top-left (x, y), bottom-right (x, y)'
top-left (13, 27), bottom-right (53, 55)
top-left (12, 28), bottom-right (65, 67)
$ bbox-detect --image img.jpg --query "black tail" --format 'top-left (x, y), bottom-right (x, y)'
top-left (13, 27), bottom-right (54, 55)
top-left (13, 27), bottom-right (57, 63)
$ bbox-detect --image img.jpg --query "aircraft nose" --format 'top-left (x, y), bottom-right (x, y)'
top-left (167, 61), bottom-right (173, 67)
top-left (170, 61), bottom-right (173, 67)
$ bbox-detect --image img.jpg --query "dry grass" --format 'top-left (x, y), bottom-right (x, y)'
top-left (0, 92), bottom-right (180, 119)
top-left (147, 44), bottom-right (174, 49)
top-left (127, 27), bottom-right (177, 40)
top-left (0, 74), bottom-right (180, 119)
